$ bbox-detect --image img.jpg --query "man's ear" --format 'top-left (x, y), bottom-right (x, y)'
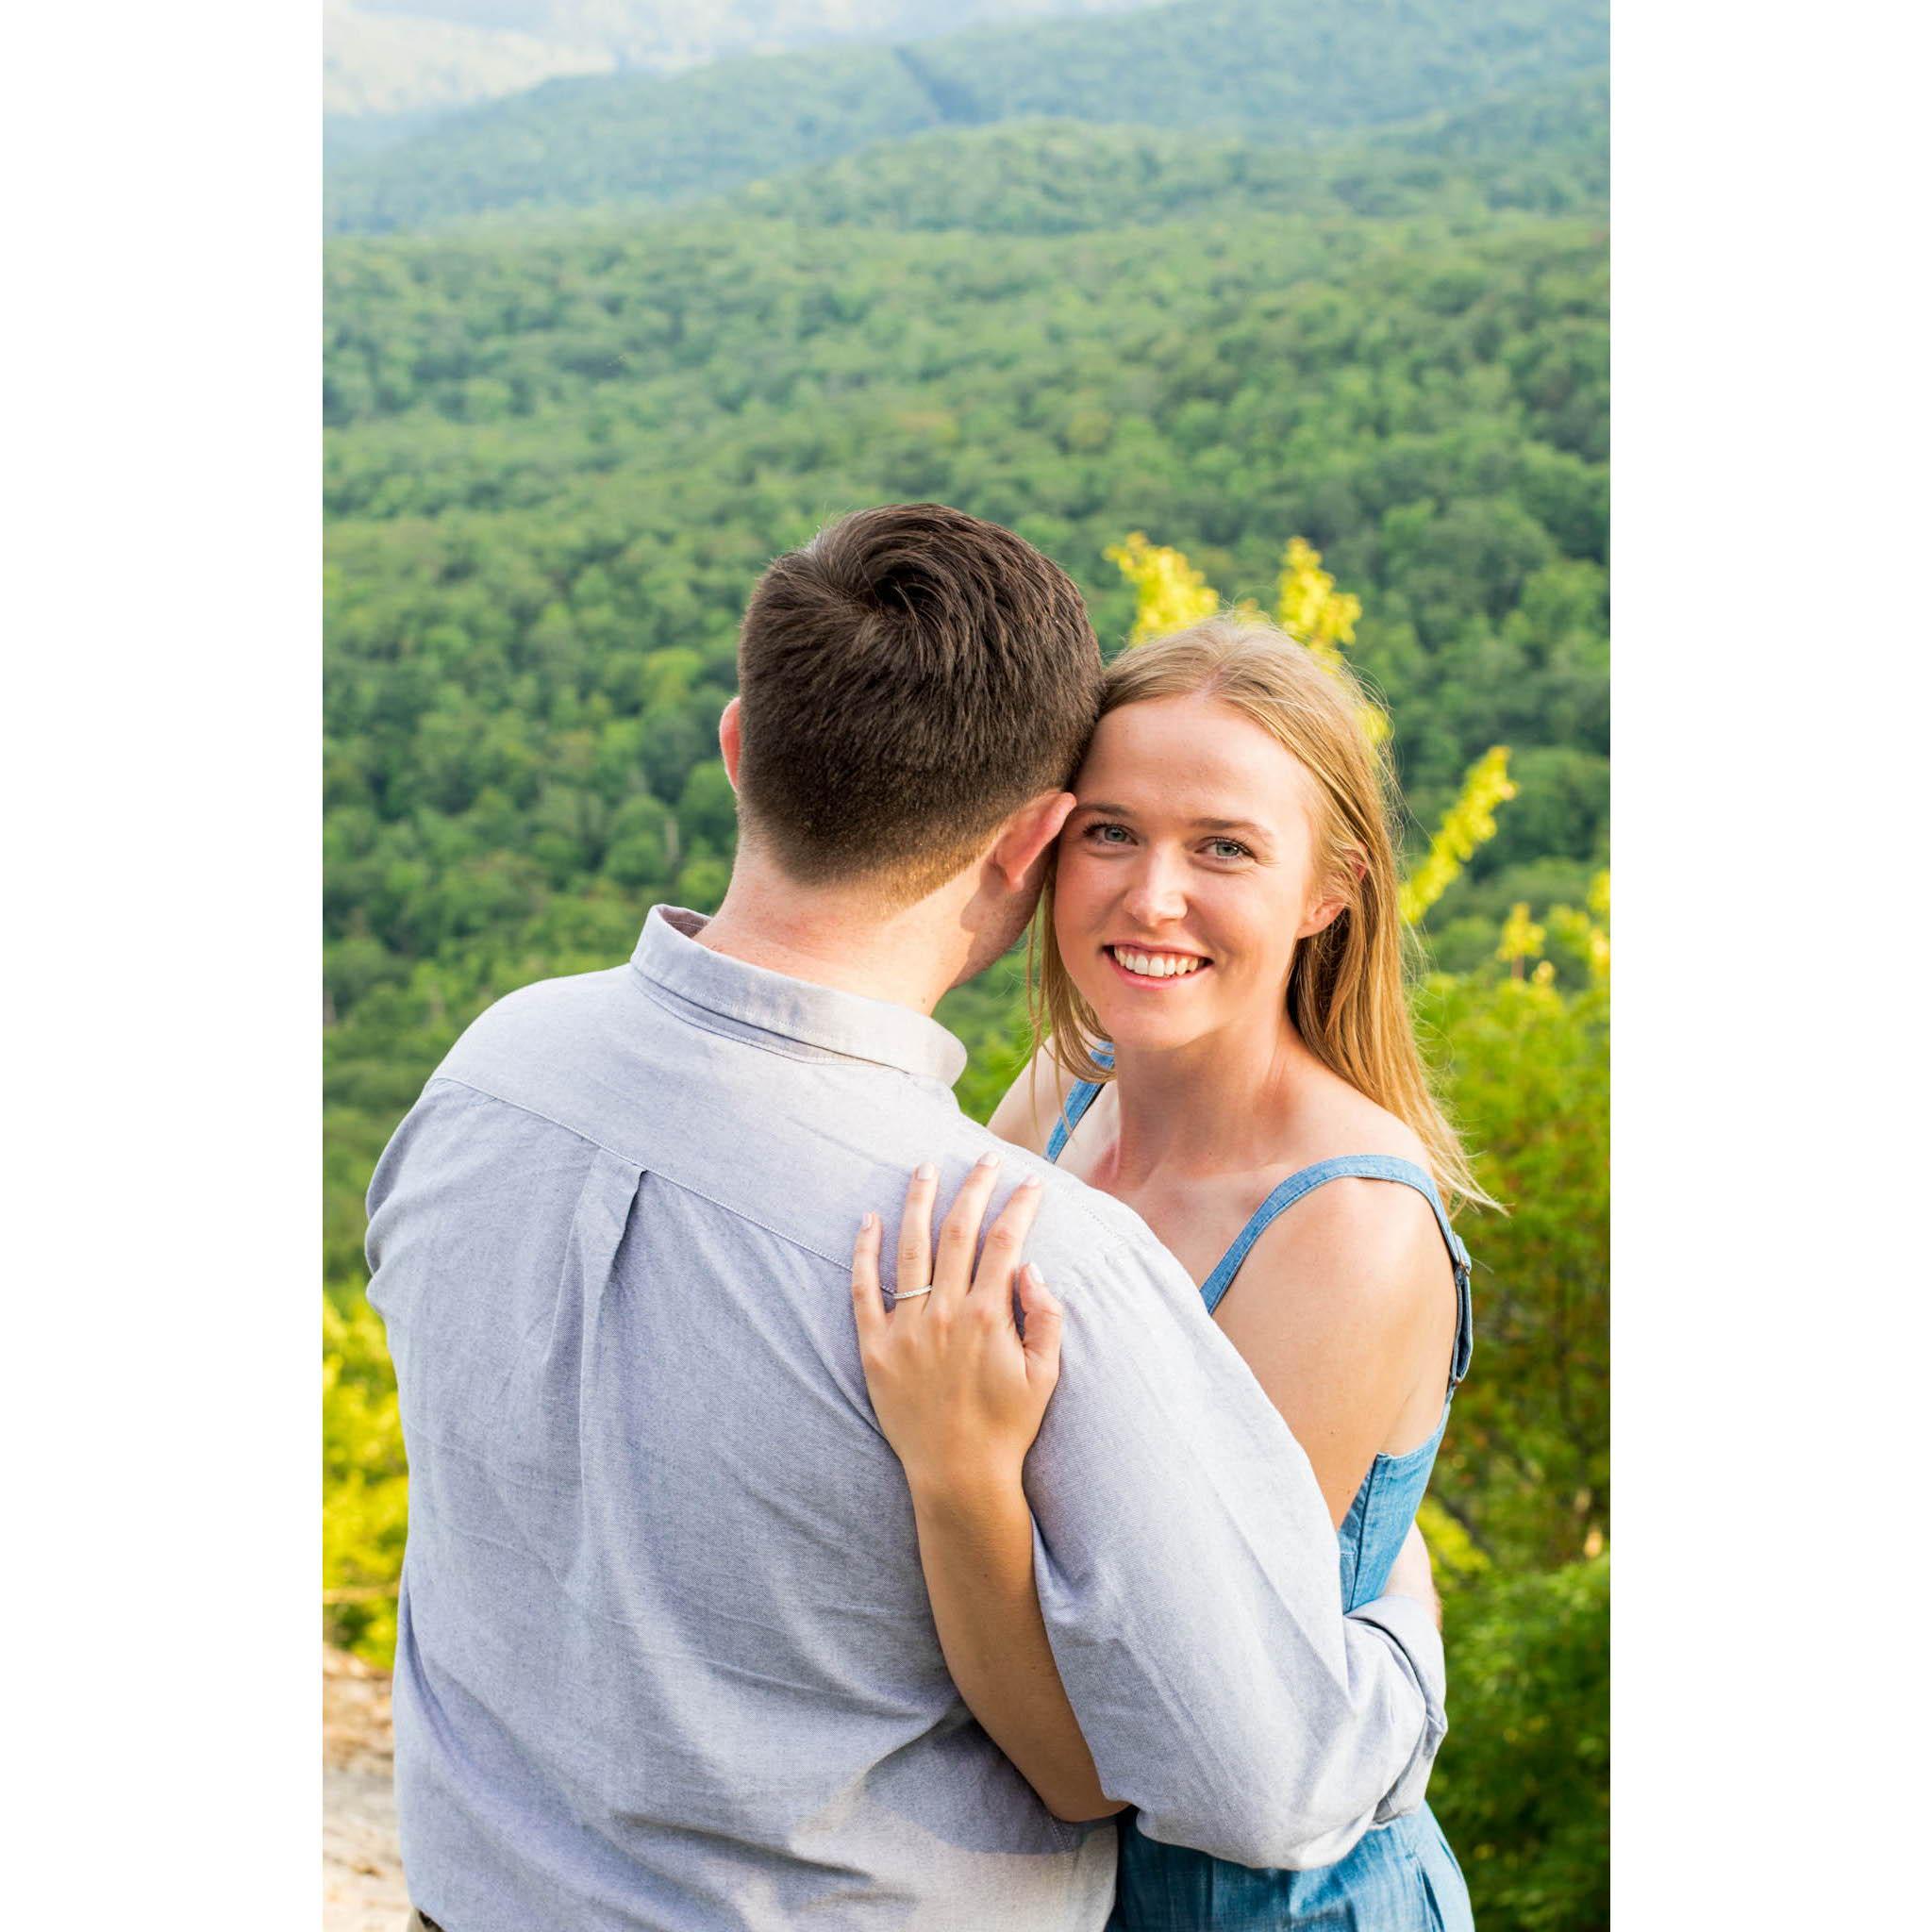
top-left (989, 791), bottom-right (1077, 891)
top-left (718, 697), bottom-right (742, 791)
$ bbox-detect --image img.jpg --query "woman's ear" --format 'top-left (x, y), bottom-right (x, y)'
top-left (1296, 892), bottom-right (1350, 940)
top-left (1297, 851), bottom-right (1365, 939)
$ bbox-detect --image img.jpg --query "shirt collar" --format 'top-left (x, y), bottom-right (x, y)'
top-left (631, 906), bottom-right (969, 1089)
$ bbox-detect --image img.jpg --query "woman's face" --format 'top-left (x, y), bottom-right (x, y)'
top-left (1053, 693), bottom-right (1340, 1055)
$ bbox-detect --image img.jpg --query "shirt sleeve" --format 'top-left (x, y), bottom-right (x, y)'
top-left (1022, 1224), bottom-right (1447, 1871)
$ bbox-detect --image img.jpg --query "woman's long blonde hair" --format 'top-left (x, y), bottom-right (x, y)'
top-left (1036, 616), bottom-right (1491, 1213)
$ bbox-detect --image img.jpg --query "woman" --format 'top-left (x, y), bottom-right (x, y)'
top-left (850, 618), bottom-right (1479, 1929)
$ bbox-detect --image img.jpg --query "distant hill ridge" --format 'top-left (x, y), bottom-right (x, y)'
top-left (325, 0), bottom-right (1610, 232)
top-left (723, 75), bottom-right (1607, 235)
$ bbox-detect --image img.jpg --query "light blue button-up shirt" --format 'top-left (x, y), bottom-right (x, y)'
top-left (367, 907), bottom-right (1445, 1931)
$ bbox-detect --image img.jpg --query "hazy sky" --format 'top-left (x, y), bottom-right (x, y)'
top-left (325, 0), bottom-right (1161, 118)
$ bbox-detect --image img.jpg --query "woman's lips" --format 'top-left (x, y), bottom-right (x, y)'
top-left (1103, 944), bottom-right (1212, 989)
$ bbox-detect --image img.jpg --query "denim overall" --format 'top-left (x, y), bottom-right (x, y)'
top-left (1046, 1067), bottom-right (1475, 1931)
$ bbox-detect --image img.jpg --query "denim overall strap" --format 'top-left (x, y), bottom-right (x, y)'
top-left (1199, 1154), bottom-right (1474, 1386)
top-left (1042, 1044), bottom-right (1115, 1165)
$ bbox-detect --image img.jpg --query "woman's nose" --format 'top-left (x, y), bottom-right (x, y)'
top-left (1123, 854), bottom-right (1189, 926)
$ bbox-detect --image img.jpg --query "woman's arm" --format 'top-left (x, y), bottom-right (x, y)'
top-left (851, 1157), bottom-right (1124, 1824)
top-left (1214, 1177), bottom-right (1456, 1528)
top-left (904, 1473), bottom-right (1120, 1822)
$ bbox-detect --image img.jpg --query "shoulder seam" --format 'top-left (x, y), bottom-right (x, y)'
top-left (424, 1073), bottom-right (1154, 1280)
top-left (423, 1074), bottom-right (856, 1271)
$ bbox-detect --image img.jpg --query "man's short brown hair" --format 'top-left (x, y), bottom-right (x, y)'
top-left (733, 504), bottom-right (1101, 899)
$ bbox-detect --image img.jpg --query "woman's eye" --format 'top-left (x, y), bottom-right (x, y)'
top-left (1086, 823), bottom-right (1133, 845)
top-left (1207, 839), bottom-right (1252, 861)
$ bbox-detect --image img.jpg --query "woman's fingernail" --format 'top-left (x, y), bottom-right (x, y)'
top-left (1020, 1174), bottom-right (1042, 1191)
top-left (915, 1161), bottom-right (937, 1181)
top-left (976, 1150), bottom-right (1002, 1170)
top-left (861, 1211), bottom-right (876, 1232)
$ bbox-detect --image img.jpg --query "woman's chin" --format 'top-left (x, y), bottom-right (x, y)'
top-left (1073, 986), bottom-right (1208, 1056)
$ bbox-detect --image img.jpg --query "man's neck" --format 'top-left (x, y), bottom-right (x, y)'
top-left (694, 854), bottom-right (972, 1017)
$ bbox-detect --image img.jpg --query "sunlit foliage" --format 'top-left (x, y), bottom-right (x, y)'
top-left (1547, 869), bottom-right (1610, 987)
top-left (323, 1291), bottom-right (409, 1664)
top-left (1108, 532), bottom-right (1221, 644)
top-left (1401, 748), bottom-right (1520, 926)
top-left (1498, 901), bottom-right (1547, 971)
top-left (1276, 535), bottom-right (1362, 673)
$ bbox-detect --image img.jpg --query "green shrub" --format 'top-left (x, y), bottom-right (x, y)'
top-left (1433, 1556), bottom-right (1610, 1932)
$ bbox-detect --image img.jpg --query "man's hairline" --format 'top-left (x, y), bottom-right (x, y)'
top-left (733, 780), bottom-right (1076, 909)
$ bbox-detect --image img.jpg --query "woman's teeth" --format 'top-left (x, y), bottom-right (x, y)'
top-left (1110, 947), bottom-right (1205, 978)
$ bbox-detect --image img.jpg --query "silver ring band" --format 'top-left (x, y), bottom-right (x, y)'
top-left (892, 1286), bottom-right (935, 1302)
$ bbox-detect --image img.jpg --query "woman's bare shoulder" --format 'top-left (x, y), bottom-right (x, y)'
top-left (987, 1041), bottom-right (1075, 1158)
top-left (1252, 1167), bottom-right (1444, 1298)
top-left (1216, 1148), bottom-right (1457, 1499)
top-left (1215, 1168), bottom-right (1451, 1461)
top-left (1228, 1084), bottom-right (1449, 1330)
top-left (1293, 1071), bottom-right (1435, 1174)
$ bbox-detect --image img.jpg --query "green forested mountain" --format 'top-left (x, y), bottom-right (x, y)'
top-left (728, 78), bottom-right (1607, 232)
top-left (325, 0), bottom-right (1608, 231)
top-left (325, 56), bottom-right (1609, 1928)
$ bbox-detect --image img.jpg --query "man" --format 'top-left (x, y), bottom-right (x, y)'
top-left (367, 504), bottom-right (1445, 1931)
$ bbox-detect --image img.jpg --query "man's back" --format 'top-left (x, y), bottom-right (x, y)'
top-left (369, 908), bottom-right (1441, 1931)
top-left (369, 911), bottom-right (1121, 1929)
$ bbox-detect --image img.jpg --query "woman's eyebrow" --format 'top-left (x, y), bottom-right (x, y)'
top-left (1074, 803), bottom-right (1274, 841)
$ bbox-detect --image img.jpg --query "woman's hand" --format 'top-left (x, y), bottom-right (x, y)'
top-left (851, 1151), bottom-right (1063, 1498)
top-left (852, 1155), bottom-right (1114, 1824)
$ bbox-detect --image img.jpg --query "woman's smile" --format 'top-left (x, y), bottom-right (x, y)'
top-left (1104, 943), bottom-right (1214, 987)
